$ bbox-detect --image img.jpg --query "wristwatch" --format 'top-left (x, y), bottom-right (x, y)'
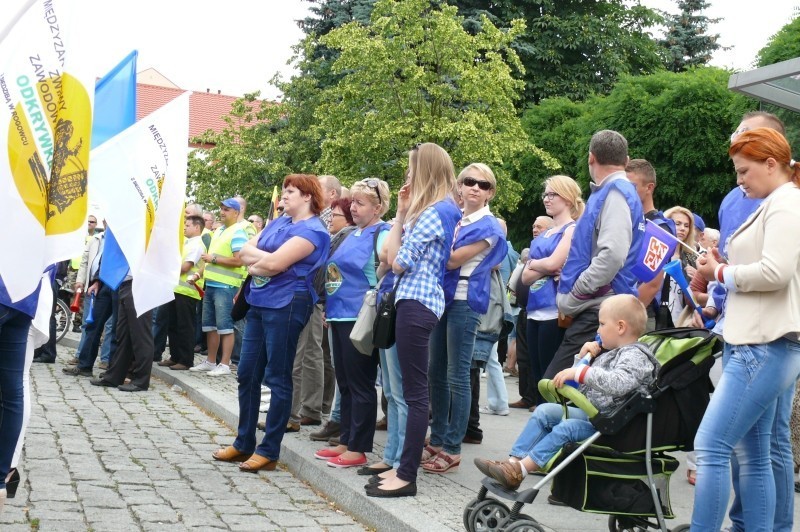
top-left (212, 254), bottom-right (218, 264)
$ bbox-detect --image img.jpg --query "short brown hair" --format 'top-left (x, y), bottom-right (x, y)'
top-left (283, 174), bottom-right (325, 215)
top-left (741, 111), bottom-right (785, 135)
top-left (601, 294), bottom-right (648, 339)
top-left (626, 159), bottom-right (656, 186)
top-left (331, 197), bottom-right (355, 226)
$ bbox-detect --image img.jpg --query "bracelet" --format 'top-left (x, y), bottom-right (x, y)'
top-left (714, 263), bottom-right (727, 284)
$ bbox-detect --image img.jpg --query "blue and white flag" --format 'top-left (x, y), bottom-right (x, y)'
top-left (632, 219), bottom-right (680, 283)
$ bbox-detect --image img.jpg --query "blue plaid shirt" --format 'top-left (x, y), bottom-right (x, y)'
top-left (395, 205), bottom-right (451, 318)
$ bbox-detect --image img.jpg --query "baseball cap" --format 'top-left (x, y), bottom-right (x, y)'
top-left (220, 198), bottom-right (241, 211)
top-left (693, 213), bottom-right (705, 232)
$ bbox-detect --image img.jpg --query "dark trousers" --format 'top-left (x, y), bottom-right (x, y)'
top-left (167, 293), bottom-right (198, 366)
top-left (152, 303), bottom-right (169, 361)
top-left (102, 281), bottom-right (154, 389)
top-left (330, 321), bottom-right (378, 453)
top-left (395, 300), bottom-right (439, 483)
top-left (0, 306), bottom-right (32, 486)
top-left (34, 278), bottom-right (58, 361)
top-left (194, 300), bottom-right (205, 349)
top-left (76, 284), bottom-right (118, 371)
top-left (465, 366), bottom-right (483, 442)
top-left (543, 306), bottom-right (600, 379)
top-left (322, 326), bottom-right (335, 414)
top-left (514, 309), bottom-right (532, 403)
top-left (527, 318), bottom-right (565, 404)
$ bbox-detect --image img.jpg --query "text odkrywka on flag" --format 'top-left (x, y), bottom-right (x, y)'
top-left (0, 0), bottom-right (94, 301)
top-left (90, 92), bottom-right (190, 316)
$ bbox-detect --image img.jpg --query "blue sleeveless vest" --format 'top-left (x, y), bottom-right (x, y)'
top-left (245, 216), bottom-right (331, 308)
top-left (442, 215), bottom-right (508, 314)
top-left (558, 178), bottom-right (644, 297)
top-left (527, 222), bottom-right (575, 312)
top-left (325, 222), bottom-right (389, 319)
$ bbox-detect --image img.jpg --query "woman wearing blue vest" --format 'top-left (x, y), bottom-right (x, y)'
top-left (522, 175), bottom-right (583, 406)
top-left (423, 163), bottom-right (507, 474)
top-left (212, 174), bottom-right (330, 473)
top-left (315, 179), bottom-right (391, 468)
top-left (366, 143), bottom-right (462, 498)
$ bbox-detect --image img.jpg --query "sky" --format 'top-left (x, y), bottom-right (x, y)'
top-left (2, 0), bottom-right (798, 101)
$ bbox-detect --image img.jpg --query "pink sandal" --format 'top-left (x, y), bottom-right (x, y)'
top-left (422, 452), bottom-right (461, 473)
top-left (420, 445), bottom-right (441, 464)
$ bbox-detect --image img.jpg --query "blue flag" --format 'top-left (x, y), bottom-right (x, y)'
top-left (631, 220), bottom-right (680, 283)
top-left (96, 51), bottom-right (138, 289)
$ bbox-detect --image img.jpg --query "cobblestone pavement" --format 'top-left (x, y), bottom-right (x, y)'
top-left (0, 345), bottom-right (366, 532)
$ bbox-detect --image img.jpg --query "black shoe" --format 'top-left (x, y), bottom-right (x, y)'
top-left (795, 481), bottom-right (800, 494)
top-left (72, 324), bottom-right (82, 332)
top-left (365, 481), bottom-right (417, 498)
top-left (90, 378), bottom-right (116, 387)
top-left (547, 494), bottom-right (567, 506)
top-left (357, 464), bottom-right (392, 476)
top-left (5, 468), bottom-right (20, 498)
top-left (462, 435), bottom-right (483, 445)
top-left (310, 421), bottom-right (340, 441)
top-left (118, 383), bottom-right (146, 392)
top-left (32, 356), bottom-right (55, 363)
top-left (367, 475), bottom-right (383, 485)
top-left (62, 366), bottom-right (92, 377)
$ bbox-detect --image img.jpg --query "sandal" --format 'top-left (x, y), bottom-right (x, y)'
top-left (212, 446), bottom-right (251, 463)
top-left (239, 454), bottom-right (277, 473)
top-left (422, 452), bottom-right (460, 473)
top-left (420, 445), bottom-right (441, 464)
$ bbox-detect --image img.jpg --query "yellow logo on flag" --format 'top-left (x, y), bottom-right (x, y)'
top-left (7, 72), bottom-right (91, 234)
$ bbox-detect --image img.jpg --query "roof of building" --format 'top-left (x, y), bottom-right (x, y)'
top-left (136, 82), bottom-right (265, 146)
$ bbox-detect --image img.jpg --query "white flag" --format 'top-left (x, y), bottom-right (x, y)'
top-left (90, 92), bottom-right (190, 315)
top-left (0, 0), bottom-right (94, 300)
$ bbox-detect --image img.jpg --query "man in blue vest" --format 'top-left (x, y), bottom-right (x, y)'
top-left (544, 130), bottom-right (644, 379)
top-left (625, 158), bottom-right (676, 332)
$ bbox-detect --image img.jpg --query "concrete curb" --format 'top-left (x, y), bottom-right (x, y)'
top-left (151, 364), bottom-right (449, 532)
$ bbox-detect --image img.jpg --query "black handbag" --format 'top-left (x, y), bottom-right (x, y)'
top-left (655, 274), bottom-right (674, 330)
top-left (230, 275), bottom-right (251, 321)
top-left (372, 271), bottom-right (405, 349)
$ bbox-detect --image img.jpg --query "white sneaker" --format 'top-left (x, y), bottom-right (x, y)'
top-left (208, 364), bottom-right (231, 376)
top-left (189, 360), bottom-right (217, 372)
top-left (479, 405), bottom-right (510, 416)
top-left (261, 385), bottom-right (271, 396)
top-left (259, 401), bottom-right (270, 412)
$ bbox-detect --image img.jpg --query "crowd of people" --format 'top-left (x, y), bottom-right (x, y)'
top-left (0, 113), bottom-right (799, 531)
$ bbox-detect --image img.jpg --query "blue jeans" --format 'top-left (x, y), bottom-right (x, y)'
top-left (76, 284), bottom-right (117, 371)
top-left (729, 355), bottom-right (798, 532)
top-left (692, 339), bottom-right (800, 531)
top-left (510, 403), bottom-right (594, 467)
top-left (428, 300), bottom-right (480, 454)
top-left (0, 305), bottom-right (32, 489)
top-left (482, 340), bottom-right (508, 412)
top-left (327, 328), bottom-right (341, 423)
top-left (380, 345), bottom-right (407, 468)
top-left (233, 292), bottom-right (313, 460)
top-left (99, 311), bottom-right (116, 364)
top-left (202, 285), bottom-right (237, 334)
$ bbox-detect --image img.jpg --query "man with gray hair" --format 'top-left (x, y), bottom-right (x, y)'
top-left (544, 130), bottom-right (644, 378)
top-left (317, 175), bottom-right (342, 230)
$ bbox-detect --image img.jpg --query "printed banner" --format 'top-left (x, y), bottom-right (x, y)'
top-left (0, 0), bottom-right (94, 300)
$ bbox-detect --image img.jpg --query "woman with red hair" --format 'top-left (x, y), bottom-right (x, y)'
top-left (694, 128), bottom-right (800, 530)
top-left (212, 174), bottom-right (331, 473)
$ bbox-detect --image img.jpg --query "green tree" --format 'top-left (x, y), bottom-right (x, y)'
top-left (511, 67), bottom-right (755, 247)
top-left (313, 0), bottom-right (557, 210)
top-left (756, 12), bottom-right (800, 67)
top-left (659, 0), bottom-right (723, 72)
top-left (452, 0), bottom-right (665, 103)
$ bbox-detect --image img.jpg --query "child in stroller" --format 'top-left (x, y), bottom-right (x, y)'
top-left (474, 294), bottom-right (658, 489)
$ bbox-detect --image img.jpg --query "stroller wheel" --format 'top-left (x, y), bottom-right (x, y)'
top-left (468, 498), bottom-right (510, 532)
top-left (607, 515), bottom-right (647, 532)
top-left (463, 498), bottom-right (482, 532)
top-left (499, 519), bottom-right (544, 532)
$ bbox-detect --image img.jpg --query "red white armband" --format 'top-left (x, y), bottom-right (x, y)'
top-left (576, 365), bottom-right (590, 384)
top-left (714, 264), bottom-right (728, 284)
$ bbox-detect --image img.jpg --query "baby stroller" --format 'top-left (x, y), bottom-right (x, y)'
top-left (462, 327), bottom-right (720, 532)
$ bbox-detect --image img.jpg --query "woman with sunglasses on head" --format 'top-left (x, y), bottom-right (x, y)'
top-left (212, 174), bottom-right (330, 473)
top-left (366, 143), bottom-right (462, 498)
top-left (315, 179), bottom-right (392, 469)
top-left (422, 164), bottom-right (507, 474)
top-left (693, 128), bottom-right (800, 531)
top-left (522, 175), bottom-right (584, 408)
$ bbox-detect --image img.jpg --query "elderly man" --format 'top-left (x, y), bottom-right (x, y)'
top-left (317, 175), bottom-right (342, 230)
top-left (544, 130), bottom-right (644, 379)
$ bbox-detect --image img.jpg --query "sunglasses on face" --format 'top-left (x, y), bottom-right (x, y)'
top-left (462, 176), bottom-right (492, 191)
